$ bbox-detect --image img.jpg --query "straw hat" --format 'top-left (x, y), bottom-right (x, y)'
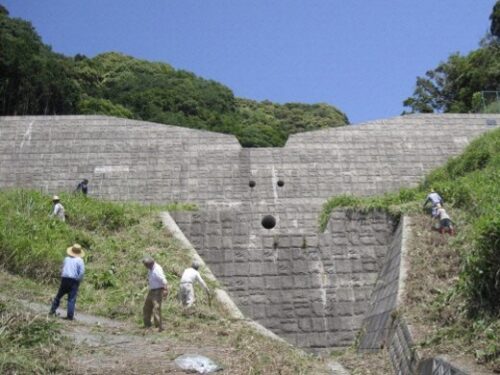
top-left (67, 244), bottom-right (85, 258)
top-left (52, 195), bottom-right (60, 201)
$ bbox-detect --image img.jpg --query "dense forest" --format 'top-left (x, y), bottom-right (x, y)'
top-left (0, 5), bottom-right (348, 147)
top-left (403, 1), bottom-right (500, 114)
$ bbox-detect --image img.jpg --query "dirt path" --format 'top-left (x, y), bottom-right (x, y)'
top-left (22, 300), bottom-right (230, 374)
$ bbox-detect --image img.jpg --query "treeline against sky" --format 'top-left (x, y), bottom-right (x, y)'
top-left (0, 5), bottom-right (348, 147)
top-left (403, 1), bottom-right (500, 114)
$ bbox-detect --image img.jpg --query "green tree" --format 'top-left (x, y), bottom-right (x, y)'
top-left (0, 10), bottom-right (80, 115)
top-left (490, 0), bottom-right (500, 38)
top-left (403, 44), bottom-right (500, 113)
top-left (404, 2), bottom-right (500, 114)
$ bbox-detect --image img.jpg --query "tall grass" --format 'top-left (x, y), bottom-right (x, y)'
top-left (0, 191), bottom-right (329, 374)
top-left (321, 127), bottom-right (500, 316)
top-left (0, 299), bottom-right (72, 374)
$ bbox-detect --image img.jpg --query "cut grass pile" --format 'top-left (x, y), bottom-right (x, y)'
top-left (0, 298), bottom-right (73, 374)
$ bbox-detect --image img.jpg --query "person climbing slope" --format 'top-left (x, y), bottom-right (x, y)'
top-left (51, 195), bottom-right (65, 222)
top-left (435, 204), bottom-right (455, 235)
top-left (423, 188), bottom-right (444, 218)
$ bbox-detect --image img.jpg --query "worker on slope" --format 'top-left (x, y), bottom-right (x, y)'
top-left (179, 261), bottom-right (209, 308)
top-left (142, 256), bottom-right (168, 332)
top-left (75, 178), bottom-right (89, 195)
top-left (423, 188), bottom-right (444, 218)
top-left (435, 204), bottom-right (455, 235)
top-left (51, 195), bottom-right (65, 222)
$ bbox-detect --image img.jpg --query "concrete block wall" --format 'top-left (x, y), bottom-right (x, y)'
top-left (358, 219), bottom-right (404, 351)
top-left (1, 114), bottom-right (498, 205)
top-left (357, 216), bottom-right (470, 374)
top-left (172, 208), bottom-right (397, 348)
top-left (0, 113), bottom-right (498, 356)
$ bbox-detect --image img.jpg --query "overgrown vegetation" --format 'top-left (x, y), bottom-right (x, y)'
top-left (0, 298), bottom-right (72, 374)
top-left (0, 6), bottom-right (348, 147)
top-left (0, 190), bottom-right (328, 374)
top-left (320, 127), bottom-right (500, 370)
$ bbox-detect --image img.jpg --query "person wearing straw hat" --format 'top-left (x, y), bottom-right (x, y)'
top-left (179, 261), bottom-right (209, 308)
top-left (51, 195), bottom-right (65, 222)
top-left (49, 244), bottom-right (85, 320)
top-left (142, 256), bottom-right (168, 331)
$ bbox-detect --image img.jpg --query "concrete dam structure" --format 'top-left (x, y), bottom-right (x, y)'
top-left (0, 114), bottom-right (498, 354)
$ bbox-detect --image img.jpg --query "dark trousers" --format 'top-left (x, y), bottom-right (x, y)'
top-left (50, 277), bottom-right (80, 319)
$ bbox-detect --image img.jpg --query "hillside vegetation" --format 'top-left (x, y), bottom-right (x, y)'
top-left (0, 5), bottom-right (348, 147)
top-left (321, 126), bottom-right (500, 371)
top-left (0, 190), bottom-right (333, 374)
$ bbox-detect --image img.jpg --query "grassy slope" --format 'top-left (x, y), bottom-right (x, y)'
top-left (0, 190), bottom-right (331, 374)
top-left (321, 127), bottom-right (500, 372)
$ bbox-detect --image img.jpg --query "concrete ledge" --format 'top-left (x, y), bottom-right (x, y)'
top-left (160, 211), bottom-right (283, 339)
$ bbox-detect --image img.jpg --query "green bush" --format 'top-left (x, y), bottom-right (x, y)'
top-left (463, 214), bottom-right (500, 316)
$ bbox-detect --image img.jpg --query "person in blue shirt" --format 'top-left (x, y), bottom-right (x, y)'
top-left (423, 189), bottom-right (444, 217)
top-left (49, 244), bottom-right (85, 320)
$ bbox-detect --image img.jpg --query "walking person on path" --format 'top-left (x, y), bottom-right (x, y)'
top-left (49, 244), bottom-right (85, 320)
top-left (142, 256), bottom-right (168, 332)
top-left (179, 261), bottom-right (209, 308)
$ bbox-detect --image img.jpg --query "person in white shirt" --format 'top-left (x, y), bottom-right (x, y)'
top-left (51, 195), bottom-right (65, 222)
top-left (436, 204), bottom-right (455, 235)
top-left (180, 261), bottom-right (209, 308)
top-left (142, 256), bottom-right (168, 331)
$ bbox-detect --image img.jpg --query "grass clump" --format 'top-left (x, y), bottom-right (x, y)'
top-left (319, 187), bottom-right (421, 231)
top-left (0, 298), bottom-right (72, 374)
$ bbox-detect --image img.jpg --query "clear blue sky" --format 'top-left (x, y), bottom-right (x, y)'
top-left (3, 0), bottom-right (496, 124)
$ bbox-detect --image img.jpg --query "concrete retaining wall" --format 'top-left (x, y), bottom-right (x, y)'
top-left (0, 114), bottom-right (497, 204)
top-left (171, 208), bottom-right (397, 348)
top-left (358, 216), bottom-right (470, 375)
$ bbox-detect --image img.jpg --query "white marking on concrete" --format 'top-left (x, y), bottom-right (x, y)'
top-left (19, 120), bottom-right (34, 149)
top-left (271, 165), bottom-right (278, 204)
top-left (94, 166), bottom-right (129, 174)
top-left (397, 216), bottom-right (412, 305)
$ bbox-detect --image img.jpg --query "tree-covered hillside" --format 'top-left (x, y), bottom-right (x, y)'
top-left (0, 5), bottom-right (348, 147)
top-left (403, 1), bottom-right (500, 114)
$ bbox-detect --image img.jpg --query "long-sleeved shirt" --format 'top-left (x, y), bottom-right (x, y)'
top-left (61, 256), bottom-right (85, 281)
top-left (148, 263), bottom-right (167, 290)
top-left (52, 202), bottom-right (65, 221)
top-left (180, 267), bottom-right (208, 291)
top-left (424, 192), bottom-right (443, 206)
